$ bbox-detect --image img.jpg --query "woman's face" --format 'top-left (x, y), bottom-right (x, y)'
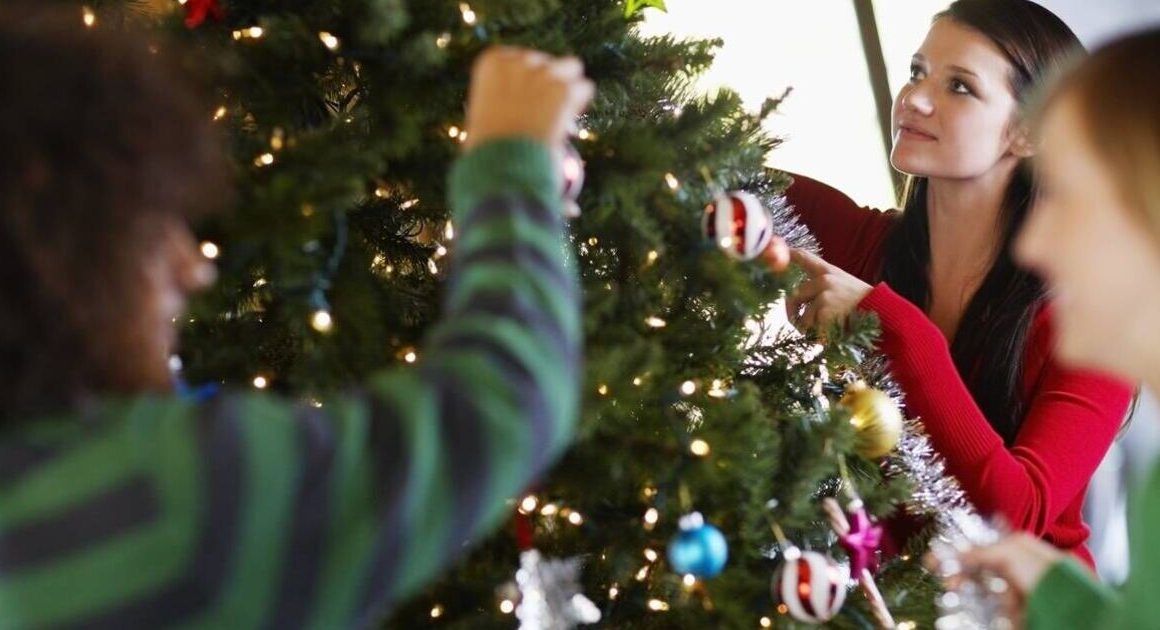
top-left (1016, 97), bottom-right (1160, 378)
top-left (891, 18), bottom-right (1031, 179)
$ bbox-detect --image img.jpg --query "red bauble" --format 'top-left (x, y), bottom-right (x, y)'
top-left (702, 191), bottom-right (774, 261)
top-left (184, 0), bottom-right (224, 28)
top-left (772, 548), bottom-right (849, 624)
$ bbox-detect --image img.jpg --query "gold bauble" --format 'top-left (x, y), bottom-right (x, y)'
top-left (839, 381), bottom-right (903, 459)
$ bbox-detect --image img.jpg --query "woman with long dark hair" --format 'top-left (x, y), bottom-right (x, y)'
top-left (781, 0), bottom-right (1132, 568)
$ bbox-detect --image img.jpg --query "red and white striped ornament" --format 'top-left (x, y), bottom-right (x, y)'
top-left (702, 191), bottom-right (774, 261)
top-left (772, 548), bottom-right (850, 624)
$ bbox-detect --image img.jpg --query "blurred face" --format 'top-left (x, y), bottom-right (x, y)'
top-left (1016, 98), bottom-right (1160, 378)
top-left (891, 19), bottom-right (1031, 179)
top-left (134, 221), bottom-right (216, 388)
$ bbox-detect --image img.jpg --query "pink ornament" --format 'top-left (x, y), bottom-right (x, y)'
top-left (561, 144), bottom-right (584, 218)
top-left (822, 497), bottom-right (895, 628)
top-left (839, 505), bottom-right (882, 577)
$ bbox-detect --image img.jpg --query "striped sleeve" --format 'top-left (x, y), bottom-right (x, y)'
top-left (0, 138), bottom-right (580, 629)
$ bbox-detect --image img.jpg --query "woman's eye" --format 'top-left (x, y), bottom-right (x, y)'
top-left (950, 78), bottom-right (973, 95)
top-left (909, 65), bottom-right (925, 81)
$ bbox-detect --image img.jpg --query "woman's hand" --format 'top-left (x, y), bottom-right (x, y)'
top-left (954, 532), bottom-right (1064, 603)
top-left (463, 47), bottom-right (594, 155)
top-left (785, 248), bottom-right (873, 329)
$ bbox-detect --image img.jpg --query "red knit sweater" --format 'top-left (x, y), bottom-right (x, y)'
top-left (785, 174), bottom-right (1133, 568)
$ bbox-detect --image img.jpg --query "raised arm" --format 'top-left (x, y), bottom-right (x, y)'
top-left (861, 285), bottom-right (1131, 536)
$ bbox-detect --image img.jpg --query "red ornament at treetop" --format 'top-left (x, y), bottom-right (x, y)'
top-left (184, 0), bottom-right (224, 28)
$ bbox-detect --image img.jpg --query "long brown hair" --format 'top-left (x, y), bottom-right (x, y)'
top-left (1039, 29), bottom-right (1160, 244)
top-left (0, 5), bottom-right (228, 423)
top-left (879, 0), bottom-right (1083, 443)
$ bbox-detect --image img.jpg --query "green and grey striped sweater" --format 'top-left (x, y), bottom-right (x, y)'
top-left (0, 138), bottom-right (580, 629)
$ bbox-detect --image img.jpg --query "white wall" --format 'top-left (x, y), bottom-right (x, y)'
top-left (1039, 0), bottom-right (1160, 47)
top-left (640, 1), bottom-right (921, 210)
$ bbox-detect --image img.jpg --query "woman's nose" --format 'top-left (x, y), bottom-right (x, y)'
top-left (899, 83), bottom-right (934, 116)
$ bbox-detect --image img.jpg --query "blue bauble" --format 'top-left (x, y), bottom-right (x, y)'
top-left (667, 514), bottom-right (729, 578)
top-left (175, 379), bottom-right (220, 403)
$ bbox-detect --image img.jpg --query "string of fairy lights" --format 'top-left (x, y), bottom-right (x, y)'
top-left (79, 0), bottom-right (495, 389)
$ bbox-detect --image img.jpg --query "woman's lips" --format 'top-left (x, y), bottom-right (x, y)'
top-left (898, 125), bottom-right (937, 141)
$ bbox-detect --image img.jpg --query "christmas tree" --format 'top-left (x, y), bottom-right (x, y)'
top-left (81, 0), bottom-right (971, 626)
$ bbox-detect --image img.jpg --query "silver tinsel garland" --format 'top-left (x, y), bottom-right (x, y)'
top-left (858, 356), bottom-right (974, 525)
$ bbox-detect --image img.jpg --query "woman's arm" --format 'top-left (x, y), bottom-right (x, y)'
top-left (860, 283), bottom-right (1132, 533)
top-left (781, 172), bottom-right (897, 280)
top-left (781, 249), bottom-right (1130, 533)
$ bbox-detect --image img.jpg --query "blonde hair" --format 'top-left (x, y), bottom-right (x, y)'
top-left (1042, 29), bottom-right (1160, 240)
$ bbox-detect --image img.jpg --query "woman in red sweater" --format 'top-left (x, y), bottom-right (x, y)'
top-left (781, 0), bottom-right (1133, 568)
